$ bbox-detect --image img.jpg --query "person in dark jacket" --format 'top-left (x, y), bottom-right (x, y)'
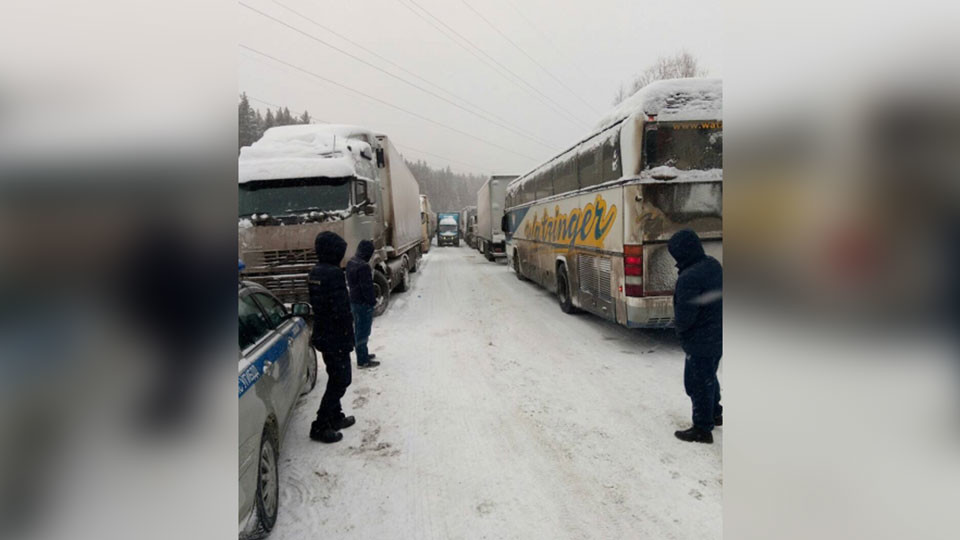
top-left (345, 240), bottom-right (380, 369)
top-left (668, 229), bottom-right (723, 444)
top-left (308, 231), bottom-right (357, 443)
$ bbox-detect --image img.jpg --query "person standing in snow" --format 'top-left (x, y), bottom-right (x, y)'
top-left (308, 231), bottom-right (357, 444)
top-left (346, 239), bottom-right (381, 369)
top-left (668, 229), bottom-right (723, 444)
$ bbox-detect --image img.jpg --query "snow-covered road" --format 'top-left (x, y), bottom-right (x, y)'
top-left (273, 245), bottom-right (721, 540)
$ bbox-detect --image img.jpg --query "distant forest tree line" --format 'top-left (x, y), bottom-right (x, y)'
top-left (238, 93), bottom-right (312, 151)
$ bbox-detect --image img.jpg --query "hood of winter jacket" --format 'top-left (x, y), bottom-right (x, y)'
top-left (356, 239), bottom-right (375, 262)
top-left (668, 229), bottom-right (706, 271)
top-left (314, 231), bottom-right (347, 266)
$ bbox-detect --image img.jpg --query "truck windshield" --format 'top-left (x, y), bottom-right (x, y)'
top-left (643, 121), bottom-right (722, 171)
top-left (239, 177), bottom-right (352, 216)
top-left (439, 223), bottom-right (457, 233)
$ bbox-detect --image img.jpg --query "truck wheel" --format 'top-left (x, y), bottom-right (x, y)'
top-left (373, 270), bottom-right (390, 317)
top-left (301, 347), bottom-right (317, 395)
top-left (484, 244), bottom-right (495, 262)
top-left (409, 249), bottom-right (420, 273)
top-left (395, 261), bottom-right (410, 293)
top-left (556, 265), bottom-right (579, 314)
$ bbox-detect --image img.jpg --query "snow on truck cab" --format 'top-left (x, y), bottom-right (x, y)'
top-left (239, 124), bottom-right (423, 317)
top-left (503, 78), bottom-right (722, 328)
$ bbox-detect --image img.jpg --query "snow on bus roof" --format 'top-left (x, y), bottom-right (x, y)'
top-left (506, 78), bottom-right (722, 198)
top-left (238, 124), bottom-right (373, 183)
top-left (594, 77), bottom-right (722, 131)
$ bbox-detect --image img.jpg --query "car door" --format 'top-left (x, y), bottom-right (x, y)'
top-left (238, 291), bottom-right (279, 523)
top-left (250, 292), bottom-right (303, 433)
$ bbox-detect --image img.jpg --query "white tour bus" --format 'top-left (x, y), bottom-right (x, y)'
top-left (503, 78), bottom-right (722, 328)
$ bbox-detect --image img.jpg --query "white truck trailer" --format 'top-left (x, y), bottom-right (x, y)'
top-left (475, 175), bottom-right (516, 261)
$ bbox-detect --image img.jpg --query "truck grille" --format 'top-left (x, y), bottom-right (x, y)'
top-left (244, 273), bottom-right (311, 304)
top-left (260, 248), bottom-right (317, 267)
top-left (578, 254), bottom-right (612, 302)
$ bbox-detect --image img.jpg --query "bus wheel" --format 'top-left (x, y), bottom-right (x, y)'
top-left (556, 265), bottom-right (578, 314)
top-left (513, 251), bottom-right (526, 281)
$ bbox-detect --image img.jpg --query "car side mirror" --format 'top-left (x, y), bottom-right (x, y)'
top-left (291, 302), bottom-right (312, 317)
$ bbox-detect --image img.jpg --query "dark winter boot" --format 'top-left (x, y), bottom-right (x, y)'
top-left (358, 360), bottom-right (380, 369)
top-left (674, 426), bottom-right (714, 444)
top-left (368, 354), bottom-right (377, 360)
top-left (333, 415), bottom-right (356, 430)
top-left (714, 415), bottom-right (723, 427)
top-left (309, 420), bottom-right (343, 443)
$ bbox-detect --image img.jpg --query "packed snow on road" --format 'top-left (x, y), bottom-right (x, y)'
top-left (272, 245), bottom-right (721, 540)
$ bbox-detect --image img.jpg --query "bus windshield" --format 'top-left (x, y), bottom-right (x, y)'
top-left (643, 121), bottom-right (722, 171)
top-left (239, 177), bottom-right (352, 217)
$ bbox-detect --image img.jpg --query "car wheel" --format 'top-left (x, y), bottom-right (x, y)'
top-left (557, 265), bottom-right (578, 314)
top-left (301, 347), bottom-right (317, 394)
top-left (395, 261), bottom-right (410, 293)
top-left (249, 429), bottom-right (279, 539)
top-left (373, 270), bottom-right (390, 317)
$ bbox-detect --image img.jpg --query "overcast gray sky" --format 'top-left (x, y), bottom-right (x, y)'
top-left (238, 0), bottom-right (722, 176)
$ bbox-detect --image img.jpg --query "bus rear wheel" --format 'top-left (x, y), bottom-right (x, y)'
top-left (556, 265), bottom-right (578, 314)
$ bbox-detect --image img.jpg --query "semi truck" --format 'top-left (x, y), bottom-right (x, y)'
top-left (475, 175), bottom-right (516, 261)
top-left (459, 206), bottom-right (476, 248)
top-left (436, 212), bottom-right (461, 247)
top-left (239, 124), bottom-right (423, 317)
top-left (419, 194), bottom-right (436, 253)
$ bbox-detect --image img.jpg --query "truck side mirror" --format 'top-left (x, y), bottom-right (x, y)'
top-left (363, 203), bottom-right (377, 215)
top-left (376, 147), bottom-right (385, 168)
top-left (501, 215), bottom-right (510, 233)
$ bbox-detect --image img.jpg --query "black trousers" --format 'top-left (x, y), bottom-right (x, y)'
top-left (684, 353), bottom-right (722, 431)
top-left (316, 350), bottom-right (352, 425)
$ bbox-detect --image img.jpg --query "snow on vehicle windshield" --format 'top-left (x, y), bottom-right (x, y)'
top-left (439, 217), bottom-right (457, 226)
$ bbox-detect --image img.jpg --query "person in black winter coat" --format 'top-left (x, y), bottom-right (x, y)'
top-left (307, 231), bottom-right (357, 443)
top-left (668, 229), bottom-right (723, 444)
top-left (345, 240), bottom-right (380, 368)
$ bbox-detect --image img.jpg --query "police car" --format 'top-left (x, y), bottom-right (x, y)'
top-left (239, 275), bottom-right (317, 539)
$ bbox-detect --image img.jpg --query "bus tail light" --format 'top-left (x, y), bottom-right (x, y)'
top-left (624, 245), bottom-right (643, 297)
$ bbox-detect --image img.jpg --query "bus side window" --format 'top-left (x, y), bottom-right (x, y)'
top-left (601, 127), bottom-right (622, 182)
top-left (578, 134), bottom-right (602, 188)
top-left (520, 177), bottom-right (534, 204)
top-left (535, 169), bottom-right (553, 201)
top-left (554, 151), bottom-right (578, 195)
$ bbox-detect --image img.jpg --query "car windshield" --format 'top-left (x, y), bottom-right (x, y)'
top-left (239, 177), bottom-right (352, 217)
top-left (643, 121), bottom-right (722, 171)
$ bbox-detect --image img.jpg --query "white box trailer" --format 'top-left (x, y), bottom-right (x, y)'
top-left (377, 135), bottom-right (422, 257)
top-left (476, 175), bottom-right (516, 261)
